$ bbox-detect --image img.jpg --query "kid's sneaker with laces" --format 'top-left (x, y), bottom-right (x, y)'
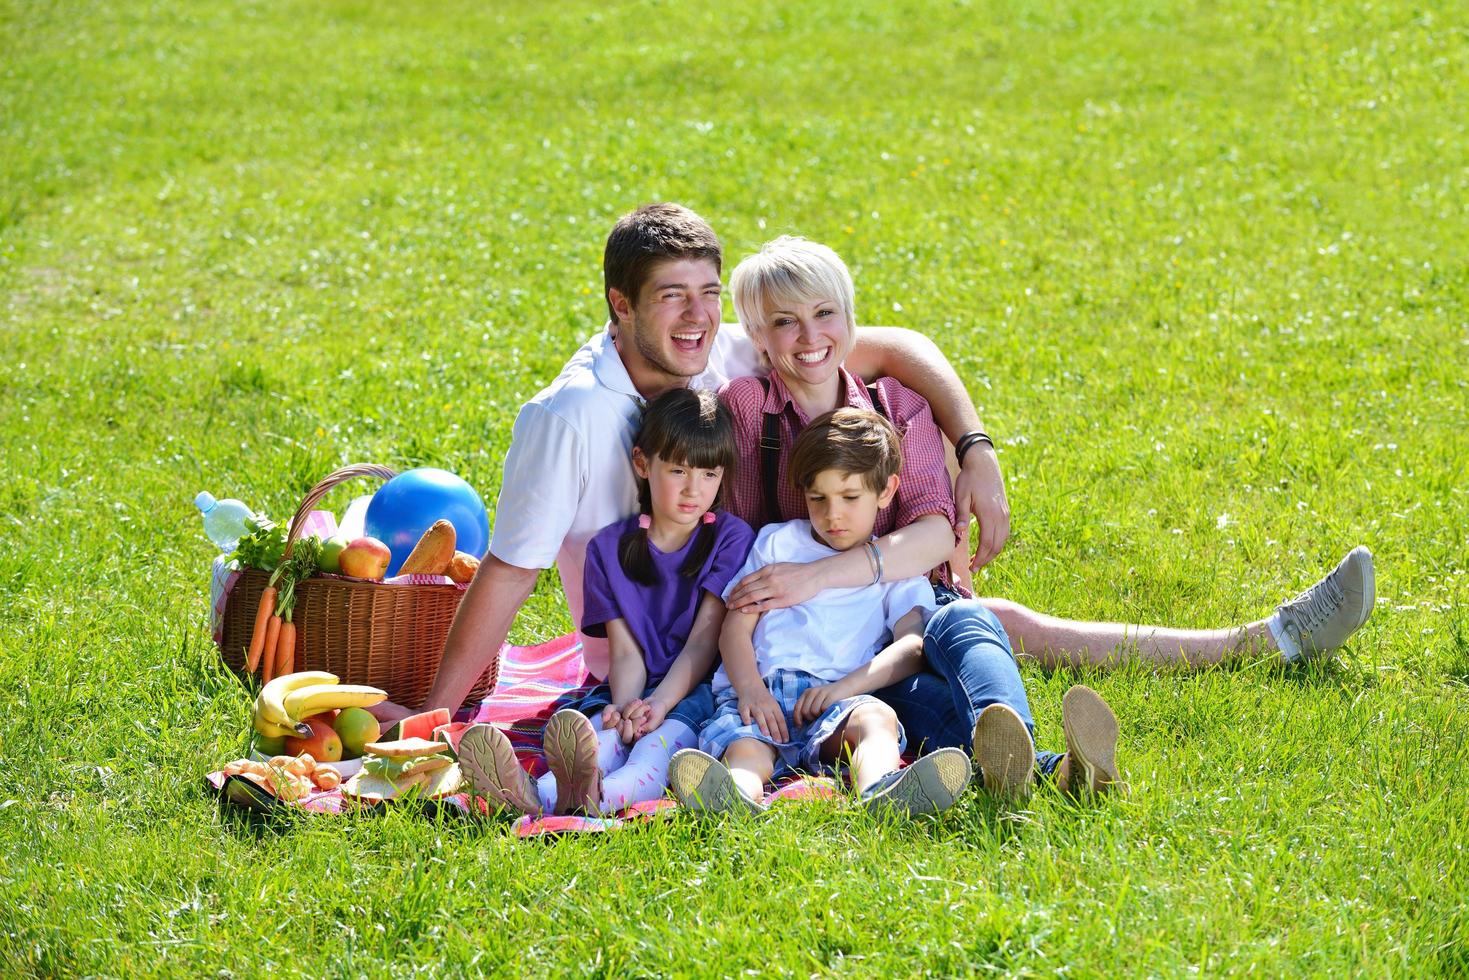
top-left (1272, 546), bottom-right (1375, 663)
top-left (971, 703), bottom-right (1036, 801)
top-left (860, 747), bottom-right (973, 818)
top-left (457, 723), bottom-right (541, 816)
top-left (669, 748), bottom-right (767, 815)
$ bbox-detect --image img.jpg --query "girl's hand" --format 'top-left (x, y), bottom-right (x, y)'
top-left (635, 697), bottom-right (671, 737)
top-left (601, 703), bottom-right (624, 731)
top-left (726, 562), bottom-right (823, 614)
top-left (737, 683), bottom-right (789, 743)
top-left (792, 684), bottom-right (843, 727)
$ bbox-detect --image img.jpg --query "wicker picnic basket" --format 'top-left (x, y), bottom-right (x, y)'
top-left (217, 463), bottom-right (500, 708)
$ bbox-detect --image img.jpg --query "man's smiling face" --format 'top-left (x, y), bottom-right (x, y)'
top-left (611, 257), bottom-right (723, 396)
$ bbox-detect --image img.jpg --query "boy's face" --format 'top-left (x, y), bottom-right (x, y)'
top-left (802, 468), bottom-right (900, 552)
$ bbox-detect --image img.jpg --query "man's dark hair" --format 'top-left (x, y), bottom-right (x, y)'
top-left (789, 408), bottom-right (902, 494)
top-left (603, 203), bottom-right (722, 324)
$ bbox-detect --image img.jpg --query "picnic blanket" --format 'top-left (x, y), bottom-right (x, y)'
top-left (208, 631), bottom-right (843, 833)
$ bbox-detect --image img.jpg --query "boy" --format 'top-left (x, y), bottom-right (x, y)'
top-left (669, 407), bottom-right (974, 817)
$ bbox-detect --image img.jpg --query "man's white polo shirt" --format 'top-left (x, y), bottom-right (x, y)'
top-left (489, 323), bottom-right (761, 678)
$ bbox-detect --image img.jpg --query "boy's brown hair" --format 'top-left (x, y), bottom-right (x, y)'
top-left (788, 408), bottom-right (902, 494)
top-left (603, 203), bottom-right (722, 324)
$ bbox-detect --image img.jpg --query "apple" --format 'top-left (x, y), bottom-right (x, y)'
top-left (319, 534), bottom-right (350, 574)
top-left (339, 536), bottom-right (391, 579)
top-left (284, 713), bottom-right (343, 763)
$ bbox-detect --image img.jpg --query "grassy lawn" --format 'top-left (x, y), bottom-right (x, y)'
top-left (2, 0), bottom-right (1466, 973)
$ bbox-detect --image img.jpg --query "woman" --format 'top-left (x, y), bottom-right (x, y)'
top-left (717, 236), bottom-right (1373, 793)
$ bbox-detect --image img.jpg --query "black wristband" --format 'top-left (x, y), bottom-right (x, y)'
top-left (955, 430), bottom-right (995, 466)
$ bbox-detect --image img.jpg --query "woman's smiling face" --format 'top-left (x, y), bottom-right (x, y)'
top-left (752, 295), bottom-right (855, 389)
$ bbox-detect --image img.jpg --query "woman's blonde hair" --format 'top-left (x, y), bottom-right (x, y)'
top-left (729, 236), bottom-right (857, 361)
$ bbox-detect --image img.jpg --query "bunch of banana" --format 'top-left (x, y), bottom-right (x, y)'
top-left (253, 671), bottom-right (388, 738)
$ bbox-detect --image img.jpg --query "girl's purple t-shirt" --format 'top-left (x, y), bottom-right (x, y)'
top-left (581, 511), bottom-right (756, 683)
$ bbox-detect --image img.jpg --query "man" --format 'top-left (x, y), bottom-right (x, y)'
top-left (413, 203), bottom-right (1009, 714)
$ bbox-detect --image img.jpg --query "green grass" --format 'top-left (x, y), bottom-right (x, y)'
top-left (2, 0), bottom-right (1466, 973)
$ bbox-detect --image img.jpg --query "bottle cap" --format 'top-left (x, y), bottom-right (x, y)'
top-left (194, 491), bottom-right (216, 512)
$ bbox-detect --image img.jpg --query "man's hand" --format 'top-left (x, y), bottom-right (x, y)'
top-left (736, 683), bottom-right (790, 743)
top-left (792, 683), bottom-right (846, 727)
top-left (726, 562), bottom-right (824, 614)
top-left (955, 445), bottom-right (1010, 571)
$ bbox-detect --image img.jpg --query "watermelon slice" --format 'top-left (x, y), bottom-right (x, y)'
top-left (381, 708), bottom-right (452, 744)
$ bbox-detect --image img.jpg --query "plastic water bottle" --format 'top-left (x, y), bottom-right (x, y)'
top-left (195, 491), bottom-right (255, 552)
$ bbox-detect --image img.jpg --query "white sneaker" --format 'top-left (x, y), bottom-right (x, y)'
top-left (668, 749), bottom-right (767, 816)
top-left (1273, 546), bottom-right (1376, 662)
top-left (860, 747), bottom-right (973, 818)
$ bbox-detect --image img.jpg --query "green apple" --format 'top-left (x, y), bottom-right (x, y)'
top-left (319, 534), bottom-right (349, 574)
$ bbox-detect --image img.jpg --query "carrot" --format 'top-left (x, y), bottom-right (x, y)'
top-left (276, 619), bottom-right (296, 677)
top-left (245, 586), bottom-right (278, 675)
top-left (260, 614), bottom-right (283, 683)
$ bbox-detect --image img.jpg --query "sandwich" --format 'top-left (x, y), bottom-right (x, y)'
top-left (341, 736), bottom-right (463, 801)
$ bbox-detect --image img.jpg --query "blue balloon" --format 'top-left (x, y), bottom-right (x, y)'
top-left (364, 468), bottom-right (489, 576)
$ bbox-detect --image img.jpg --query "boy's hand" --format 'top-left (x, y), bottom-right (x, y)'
top-left (736, 683), bottom-right (789, 743)
top-left (793, 683), bottom-right (845, 727)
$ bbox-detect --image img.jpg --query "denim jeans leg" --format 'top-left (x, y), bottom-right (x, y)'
top-left (923, 599), bottom-right (1063, 774)
top-left (874, 670), bottom-right (968, 755)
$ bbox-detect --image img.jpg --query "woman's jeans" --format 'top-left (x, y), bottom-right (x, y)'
top-left (875, 595), bottom-right (1063, 774)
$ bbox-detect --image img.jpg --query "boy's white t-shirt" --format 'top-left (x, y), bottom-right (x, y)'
top-left (488, 322), bottom-right (762, 679)
top-left (713, 519), bottom-right (938, 692)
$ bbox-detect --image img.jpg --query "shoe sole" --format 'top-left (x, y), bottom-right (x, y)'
top-left (1061, 686), bottom-right (1123, 796)
top-left (1349, 546), bottom-right (1375, 630)
top-left (668, 749), bottom-right (764, 816)
top-left (863, 748), bottom-right (972, 818)
top-left (457, 724), bottom-right (540, 815)
top-left (972, 703), bottom-right (1035, 800)
top-left (543, 710), bottom-right (601, 815)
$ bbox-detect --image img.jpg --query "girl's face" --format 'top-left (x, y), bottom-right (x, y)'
top-left (752, 295), bottom-right (854, 390)
top-left (632, 449), bottom-right (724, 535)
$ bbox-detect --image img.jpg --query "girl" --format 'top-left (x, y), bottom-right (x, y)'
top-left (458, 387), bottom-right (755, 815)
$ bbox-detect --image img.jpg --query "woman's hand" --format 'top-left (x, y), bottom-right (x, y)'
top-left (792, 683), bottom-right (845, 727)
top-left (726, 562), bottom-right (824, 614)
top-left (736, 683), bottom-right (790, 743)
top-left (954, 445), bottom-right (1010, 571)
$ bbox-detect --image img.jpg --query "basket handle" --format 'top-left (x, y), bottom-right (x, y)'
top-left (282, 463), bottom-right (398, 558)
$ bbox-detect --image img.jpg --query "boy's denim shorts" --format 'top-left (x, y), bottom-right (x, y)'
top-left (699, 668), bottom-right (907, 777)
top-left (570, 681), bottom-right (715, 732)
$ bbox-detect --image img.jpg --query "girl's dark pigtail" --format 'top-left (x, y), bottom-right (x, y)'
top-left (617, 521), bottom-right (659, 588)
top-left (679, 516), bottom-right (718, 580)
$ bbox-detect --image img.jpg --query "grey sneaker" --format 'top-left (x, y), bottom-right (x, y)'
top-left (1275, 546), bottom-right (1376, 662)
top-left (669, 748), bottom-right (766, 816)
top-left (971, 703), bottom-right (1036, 800)
top-left (1057, 686), bottom-right (1124, 797)
top-left (457, 723), bottom-right (541, 816)
top-left (861, 747), bottom-right (973, 818)
top-left (542, 709), bottom-right (602, 815)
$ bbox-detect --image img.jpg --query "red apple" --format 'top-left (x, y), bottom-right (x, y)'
top-left (284, 713), bottom-right (343, 763)
top-left (339, 536), bottom-right (391, 579)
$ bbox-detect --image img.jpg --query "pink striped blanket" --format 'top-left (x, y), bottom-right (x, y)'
top-left (208, 631), bottom-right (841, 834)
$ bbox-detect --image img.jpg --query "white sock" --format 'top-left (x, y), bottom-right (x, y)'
top-left (600, 719), bottom-right (697, 813)
top-left (1266, 611), bottom-right (1300, 663)
top-left (535, 715), bottom-right (630, 814)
